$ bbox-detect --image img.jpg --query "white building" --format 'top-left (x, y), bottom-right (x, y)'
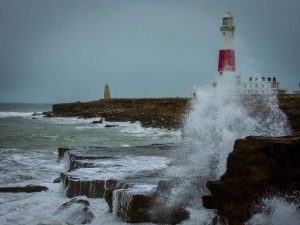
top-left (236, 76), bottom-right (287, 95)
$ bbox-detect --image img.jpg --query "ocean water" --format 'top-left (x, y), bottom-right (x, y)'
top-left (0, 77), bottom-right (298, 225)
top-left (0, 103), bottom-right (185, 225)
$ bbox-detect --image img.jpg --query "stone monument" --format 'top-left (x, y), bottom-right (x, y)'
top-left (104, 84), bottom-right (111, 99)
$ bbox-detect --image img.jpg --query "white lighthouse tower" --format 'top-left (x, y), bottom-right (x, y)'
top-left (218, 12), bottom-right (236, 75)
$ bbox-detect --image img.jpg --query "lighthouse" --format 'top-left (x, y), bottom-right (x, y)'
top-left (218, 13), bottom-right (236, 75)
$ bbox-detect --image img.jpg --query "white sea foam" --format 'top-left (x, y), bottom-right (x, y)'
top-left (183, 74), bottom-right (290, 178)
top-left (0, 111), bottom-right (35, 118)
top-left (66, 156), bottom-right (170, 180)
top-left (164, 74), bottom-right (292, 223)
top-left (44, 116), bottom-right (99, 125)
top-left (182, 207), bottom-right (216, 225)
top-left (246, 197), bottom-right (300, 225)
top-left (0, 149), bottom-right (65, 185)
top-left (0, 183), bottom-right (138, 225)
top-left (120, 121), bottom-right (181, 138)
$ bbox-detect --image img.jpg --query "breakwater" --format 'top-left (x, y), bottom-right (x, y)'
top-left (52, 95), bottom-right (300, 132)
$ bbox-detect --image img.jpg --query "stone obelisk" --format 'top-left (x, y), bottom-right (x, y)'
top-left (104, 84), bottom-right (111, 99)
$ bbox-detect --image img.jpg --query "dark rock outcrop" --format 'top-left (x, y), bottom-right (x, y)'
top-left (53, 177), bottom-right (61, 183)
top-left (0, 185), bottom-right (48, 193)
top-left (32, 112), bottom-right (42, 116)
top-left (278, 95), bottom-right (300, 132)
top-left (113, 181), bottom-right (190, 224)
top-left (202, 133), bottom-right (300, 225)
top-left (56, 198), bottom-right (94, 224)
top-left (91, 119), bottom-right (103, 124)
top-left (115, 190), bottom-right (154, 223)
top-left (104, 124), bottom-right (119, 128)
top-left (60, 171), bottom-right (124, 198)
top-left (58, 147), bottom-right (74, 160)
top-left (68, 160), bottom-right (97, 172)
top-left (61, 173), bottom-right (110, 198)
top-left (104, 188), bottom-right (114, 212)
top-left (42, 111), bottom-right (55, 118)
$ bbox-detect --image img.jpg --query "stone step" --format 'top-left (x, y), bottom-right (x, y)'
top-left (56, 144), bottom-right (191, 224)
top-left (112, 182), bottom-right (190, 224)
top-left (61, 172), bottom-right (128, 198)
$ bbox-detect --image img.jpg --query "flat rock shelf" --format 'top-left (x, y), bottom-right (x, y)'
top-left (57, 144), bottom-right (190, 224)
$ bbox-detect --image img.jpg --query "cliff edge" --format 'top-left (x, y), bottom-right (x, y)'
top-left (52, 98), bottom-right (190, 129)
top-left (202, 133), bottom-right (300, 225)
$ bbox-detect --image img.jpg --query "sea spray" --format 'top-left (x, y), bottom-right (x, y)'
top-left (246, 197), bottom-right (300, 225)
top-left (184, 74), bottom-right (290, 178)
top-left (162, 74), bottom-right (291, 222)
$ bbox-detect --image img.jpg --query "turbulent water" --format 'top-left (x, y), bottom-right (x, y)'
top-left (0, 103), bottom-right (183, 225)
top-left (0, 77), bottom-right (298, 225)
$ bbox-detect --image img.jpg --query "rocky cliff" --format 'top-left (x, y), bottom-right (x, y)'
top-left (278, 94), bottom-right (300, 132)
top-left (202, 133), bottom-right (300, 225)
top-left (52, 95), bottom-right (300, 131)
top-left (52, 98), bottom-right (190, 129)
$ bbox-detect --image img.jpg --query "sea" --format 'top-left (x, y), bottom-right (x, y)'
top-left (0, 77), bottom-right (299, 225)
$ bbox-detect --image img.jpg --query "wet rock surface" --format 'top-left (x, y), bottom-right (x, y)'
top-left (58, 147), bottom-right (74, 160)
top-left (104, 124), bottom-right (119, 128)
top-left (0, 185), bottom-right (48, 193)
top-left (42, 111), bottom-right (55, 118)
top-left (278, 95), bottom-right (300, 132)
top-left (56, 198), bottom-right (94, 224)
top-left (113, 182), bottom-right (190, 224)
top-left (57, 144), bottom-right (190, 224)
top-left (91, 119), bottom-right (103, 124)
top-left (53, 177), bottom-right (61, 183)
top-left (202, 133), bottom-right (300, 225)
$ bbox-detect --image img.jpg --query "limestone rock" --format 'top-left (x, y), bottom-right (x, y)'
top-left (104, 124), bottom-right (118, 128)
top-left (56, 198), bottom-right (94, 224)
top-left (58, 147), bottom-right (74, 160)
top-left (202, 133), bottom-right (300, 225)
top-left (53, 177), bottom-right (61, 183)
top-left (91, 119), bottom-right (103, 124)
top-left (113, 183), bottom-right (190, 224)
top-left (0, 185), bottom-right (48, 193)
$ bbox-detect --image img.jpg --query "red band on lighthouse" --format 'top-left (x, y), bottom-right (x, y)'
top-left (218, 49), bottom-right (236, 74)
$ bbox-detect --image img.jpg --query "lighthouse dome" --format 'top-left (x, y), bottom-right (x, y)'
top-left (223, 12), bottom-right (233, 18)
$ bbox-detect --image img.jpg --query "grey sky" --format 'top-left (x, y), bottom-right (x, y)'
top-left (0, 0), bottom-right (299, 103)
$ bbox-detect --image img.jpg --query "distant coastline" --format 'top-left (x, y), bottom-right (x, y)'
top-left (50, 94), bottom-right (300, 132)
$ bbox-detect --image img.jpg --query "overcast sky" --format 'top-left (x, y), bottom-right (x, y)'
top-left (0, 0), bottom-right (299, 103)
